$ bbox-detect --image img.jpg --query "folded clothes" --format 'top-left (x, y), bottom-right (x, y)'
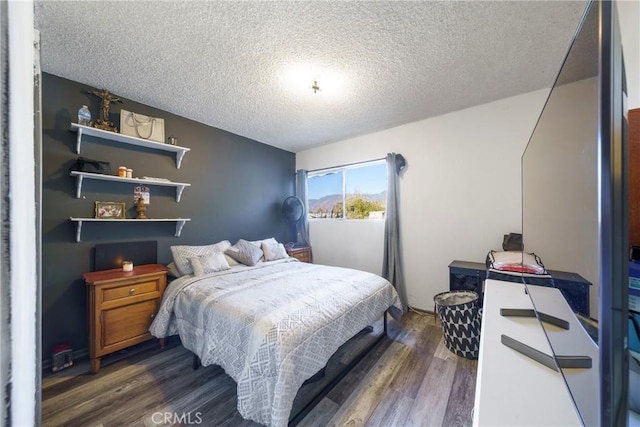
top-left (141, 176), bottom-right (171, 182)
top-left (487, 250), bottom-right (546, 275)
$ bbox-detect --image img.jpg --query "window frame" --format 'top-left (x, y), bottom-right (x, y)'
top-left (306, 159), bottom-right (387, 221)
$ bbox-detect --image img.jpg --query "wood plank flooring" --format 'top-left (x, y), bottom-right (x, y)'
top-left (42, 311), bottom-right (477, 426)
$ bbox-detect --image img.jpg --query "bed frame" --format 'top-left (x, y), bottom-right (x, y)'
top-left (190, 310), bottom-right (389, 426)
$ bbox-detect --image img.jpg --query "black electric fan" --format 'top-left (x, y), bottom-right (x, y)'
top-left (281, 196), bottom-right (305, 246)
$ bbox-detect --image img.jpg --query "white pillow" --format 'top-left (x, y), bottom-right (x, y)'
top-left (213, 240), bottom-right (231, 250)
top-left (250, 237), bottom-right (277, 248)
top-left (209, 239), bottom-right (241, 267)
top-left (170, 240), bottom-right (231, 276)
top-left (189, 252), bottom-right (230, 276)
top-left (262, 241), bottom-right (289, 261)
top-left (250, 237), bottom-right (277, 261)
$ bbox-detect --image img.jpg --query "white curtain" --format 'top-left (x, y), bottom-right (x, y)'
top-left (382, 153), bottom-right (408, 311)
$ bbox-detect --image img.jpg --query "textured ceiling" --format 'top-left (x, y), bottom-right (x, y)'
top-left (35, 1), bottom-right (588, 153)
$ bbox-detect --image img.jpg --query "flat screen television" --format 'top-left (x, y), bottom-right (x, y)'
top-left (521, 0), bottom-right (628, 425)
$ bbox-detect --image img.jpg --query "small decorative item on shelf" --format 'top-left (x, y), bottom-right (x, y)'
top-left (135, 197), bottom-right (148, 219)
top-left (121, 109), bottom-right (165, 143)
top-left (95, 201), bottom-right (126, 219)
top-left (118, 166), bottom-right (127, 177)
top-left (86, 88), bottom-right (121, 132)
top-left (78, 105), bottom-right (92, 126)
top-left (134, 186), bottom-right (150, 205)
top-left (167, 136), bottom-right (178, 145)
top-left (122, 260), bottom-right (133, 272)
top-left (126, 168), bottom-right (133, 179)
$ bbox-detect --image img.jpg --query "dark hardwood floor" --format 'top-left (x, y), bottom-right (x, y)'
top-left (42, 311), bottom-right (477, 426)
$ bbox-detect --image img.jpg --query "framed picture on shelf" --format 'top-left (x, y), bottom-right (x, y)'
top-left (94, 201), bottom-right (126, 219)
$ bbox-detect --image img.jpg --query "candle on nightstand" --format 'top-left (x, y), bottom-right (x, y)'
top-left (122, 261), bottom-right (133, 272)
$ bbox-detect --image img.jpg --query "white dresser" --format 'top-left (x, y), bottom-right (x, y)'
top-left (472, 279), bottom-right (597, 426)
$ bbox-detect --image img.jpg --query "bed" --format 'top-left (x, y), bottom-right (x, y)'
top-left (150, 256), bottom-right (403, 427)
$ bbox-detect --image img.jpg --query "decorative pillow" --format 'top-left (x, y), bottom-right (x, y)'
top-left (262, 241), bottom-right (289, 261)
top-left (213, 240), bottom-right (231, 250)
top-left (225, 239), bottom-right (264, 266)
top-left (189, 252), bottom-right (230, 276)
top-left (250, 238), bottom-right (277, 261)
top-left (167, 262), bottom-right (181, 278)
top-left (224, 253), bottom-right (241, 268)
top-left (250, 237), bottom-right (277, 248)
top-left (170, 240), bottom-right (231, 276)
top-left (209, 239), bottom-right (240, 267)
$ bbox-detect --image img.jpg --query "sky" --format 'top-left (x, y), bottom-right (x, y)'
top-left (308, 163), bottom-right (387, 200)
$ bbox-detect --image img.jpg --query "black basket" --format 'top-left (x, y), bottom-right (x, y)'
top-left (434, 291), bottom-right (481, 359)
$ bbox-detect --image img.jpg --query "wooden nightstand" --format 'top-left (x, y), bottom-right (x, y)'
top-left (83, 264), bottom-right (168, 373)
top-left (287, 246), bottom-right (311, 263)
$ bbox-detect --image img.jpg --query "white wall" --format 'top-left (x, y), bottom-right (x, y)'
top-left (310, 219), bottom-right (385, 274)
top-left (297, 89), bottom-right (549, 310)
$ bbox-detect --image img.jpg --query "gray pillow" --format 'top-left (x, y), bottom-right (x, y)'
top-left (225, 239), bottom-right (264, 266)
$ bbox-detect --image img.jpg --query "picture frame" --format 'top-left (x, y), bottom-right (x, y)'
top-left (94, 201), bottom-right (126, 219)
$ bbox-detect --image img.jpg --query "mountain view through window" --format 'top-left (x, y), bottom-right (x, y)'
top-left (307, 161), bottom-right (387, 219)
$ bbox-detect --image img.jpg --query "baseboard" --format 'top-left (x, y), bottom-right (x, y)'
top-left (408, 305), bottom-right (434, 316)
top-left (42, 338), bottom-right (181, 374)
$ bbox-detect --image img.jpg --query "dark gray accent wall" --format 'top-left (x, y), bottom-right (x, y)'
top-left (42, 73), bottom-right (295, 360)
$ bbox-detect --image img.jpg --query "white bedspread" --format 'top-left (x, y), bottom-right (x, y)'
top-left (150, 258), bottom-right (402, 426)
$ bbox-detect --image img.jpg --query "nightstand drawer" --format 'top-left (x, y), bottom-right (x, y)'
top-left (102, 278), bottom-right (161, 302)
top-left (102, 299), bottom-right (158, 347)
top-left (287, 246), bottom-right (311, 263)
top-left (293, 252), bottom-right (310, 262)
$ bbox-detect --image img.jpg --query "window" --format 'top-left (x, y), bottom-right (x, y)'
top-left (307, 160), bottom-right (387, 219)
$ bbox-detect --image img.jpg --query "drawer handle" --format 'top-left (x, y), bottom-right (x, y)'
top-left (129, 288), bottom-right (135, 294)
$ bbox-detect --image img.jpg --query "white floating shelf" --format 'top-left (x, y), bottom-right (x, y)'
top-left (70, 171), bottom-right (191, 202)
top-left (69, 217), bottom-right (191, 242)
top-left (70, 123), bottom-right (190, 169)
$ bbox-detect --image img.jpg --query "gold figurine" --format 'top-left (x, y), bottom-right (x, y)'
top-left (86, 88), bottom-right (122, 132)
top-left (135, 197), bottom-right (148, 219)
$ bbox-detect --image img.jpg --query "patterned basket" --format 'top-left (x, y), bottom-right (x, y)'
top-left (433, 290), bottom-right (481, 359)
